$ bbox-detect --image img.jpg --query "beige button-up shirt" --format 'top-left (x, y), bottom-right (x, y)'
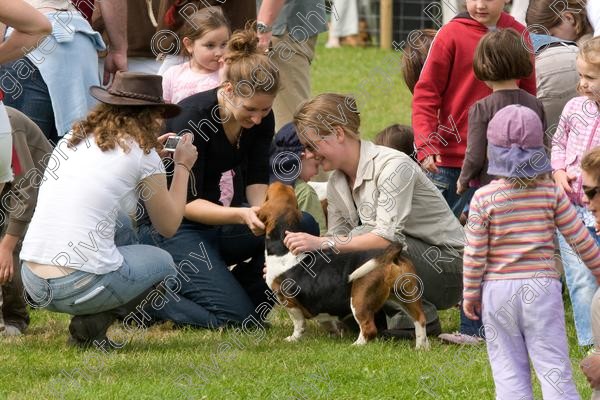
top-left (326, 140), bottom-right (464, 250)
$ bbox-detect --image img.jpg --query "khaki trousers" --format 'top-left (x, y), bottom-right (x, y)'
top-left (269, 33), bottom-right (317, 132)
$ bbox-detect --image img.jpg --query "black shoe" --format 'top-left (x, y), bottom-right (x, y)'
top-left (68, 312), bottom-right (116, 350)
top-left (68, 287), bottom-right (159, 350)
top-left (379, 318), bottom-right (442, 340)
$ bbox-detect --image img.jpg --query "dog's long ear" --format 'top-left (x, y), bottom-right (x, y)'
top-left (257, 205), bottom-right (269, 226)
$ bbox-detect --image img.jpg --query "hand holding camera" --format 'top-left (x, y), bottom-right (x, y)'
top-left (159, 132), bottom-right (197, 171)
top-left (172, 133), bottom-right (198, 171)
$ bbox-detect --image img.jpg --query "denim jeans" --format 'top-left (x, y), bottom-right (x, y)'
top-left (427, 166), bottom-right (481, 335)
top-left (137, 213), bottom-right (319, 329)
top-left (20, 216), bottom-right (173, 316)
top-left (427, 166), bottom-right (476, 217)
top-left (557, 206), bottom-right (600, 345)
top-left (1, 58), bottom-right (58, 144)
top-left (21, 245), bottom-right (173, 316)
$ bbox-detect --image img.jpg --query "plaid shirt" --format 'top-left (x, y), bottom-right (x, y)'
top-left (551, 96), bottom-right (600, 205)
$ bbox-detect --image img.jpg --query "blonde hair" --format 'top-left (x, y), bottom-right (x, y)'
top-left (505, 174), bottom-right (553, 189)
top-left (222, 27), bottom-right (279, 96)
top-left (69, 104), bottom-right (163, 154)
top-left (582, 147), bottom-right (600, 184)
top-left (577, 37), bottom-right (600, 95)
top-left (293, 93), bottom-right (361, 140)
top-left (179, 7), bottom-right (230, 57)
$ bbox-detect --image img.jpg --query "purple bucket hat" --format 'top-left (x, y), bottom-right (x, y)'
top-left (487, 104), bottom-right (552, 179)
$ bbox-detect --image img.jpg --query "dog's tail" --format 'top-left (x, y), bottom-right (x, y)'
top-left (348, 243), bottom-right (408, 283)
top-left (348, 259), bottom-right (379, 282)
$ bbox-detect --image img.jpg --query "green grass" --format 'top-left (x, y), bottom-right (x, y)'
top-left (0, 36), bottom-right (595, 399)
top-left (311, 35), bottom-right (411, 139)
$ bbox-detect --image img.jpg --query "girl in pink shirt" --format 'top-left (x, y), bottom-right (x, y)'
top-left (551, 37), bottom-right (600, 347)
top-left (162, 7), bottom-right (229, 104)
top-left (162, 7), bottom-right (234, 206)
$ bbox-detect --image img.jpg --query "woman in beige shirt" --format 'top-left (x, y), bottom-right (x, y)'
top-left (283, 93), bottom-right (465, 336)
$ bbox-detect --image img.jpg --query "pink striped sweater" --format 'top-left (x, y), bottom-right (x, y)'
top-left (463, 179), bottom-right (600, 300)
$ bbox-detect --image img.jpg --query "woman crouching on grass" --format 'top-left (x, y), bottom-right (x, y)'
top-left (136, 28), bottom-right (319, 330)
top-left (284, 92), bottom-right (464, 338)
top-left (19, 72), bottom-right (197, 349)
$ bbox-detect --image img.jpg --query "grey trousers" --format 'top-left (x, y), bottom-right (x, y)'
top-left (384, 234), bottom-right (463, 329)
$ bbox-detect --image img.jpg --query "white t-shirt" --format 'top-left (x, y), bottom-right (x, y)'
top-left (589, 1), bottom-right (600, 37)
top-left (20, 135), bottom-right (165, 274)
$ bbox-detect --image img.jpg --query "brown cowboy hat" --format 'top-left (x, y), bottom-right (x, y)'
top-left (89, 71), bottom-right (181, 118)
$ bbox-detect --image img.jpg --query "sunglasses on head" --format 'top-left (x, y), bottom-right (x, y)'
top-left (302, 135), bottom-right (334, 153)
top-left (583, 185), bottom-right (600, 200)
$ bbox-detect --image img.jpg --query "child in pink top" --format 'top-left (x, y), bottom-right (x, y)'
top-left (465, 105), bottom-right (600, 400)
top-left (551, 37), bottom-right (600, 346)
top-left (162, 7), bottom-right (229, 104)
top-left (162, 7), bottom-right (234, 206)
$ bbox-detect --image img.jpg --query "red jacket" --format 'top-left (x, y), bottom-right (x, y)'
top-left (411, 12), bottom-right (537, 168)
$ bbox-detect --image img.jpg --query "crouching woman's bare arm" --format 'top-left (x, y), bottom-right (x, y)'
top-left (142, 134), bottom-right (198, 238)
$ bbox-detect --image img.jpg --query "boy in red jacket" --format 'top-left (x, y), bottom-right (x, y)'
top-left (411, 0), bottom-right (536, 216)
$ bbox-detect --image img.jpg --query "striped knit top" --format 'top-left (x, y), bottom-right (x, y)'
top-left (463, 179), bottom-right (600, 300)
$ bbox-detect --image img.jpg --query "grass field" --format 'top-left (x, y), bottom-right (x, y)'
top-left (0, 37), bottom-right (595, 400)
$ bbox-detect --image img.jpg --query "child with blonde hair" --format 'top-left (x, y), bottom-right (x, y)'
top-left (552, 36), bottom-right (600, 346)
top-left (465, 104), bottom-right (600, 400)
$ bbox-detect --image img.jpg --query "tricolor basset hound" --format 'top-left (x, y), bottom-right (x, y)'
top-left (258, 182), bottom-right (429, 349)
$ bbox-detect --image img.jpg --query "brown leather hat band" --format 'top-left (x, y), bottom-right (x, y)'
top-left (107, 88), bottom-right (164, 103)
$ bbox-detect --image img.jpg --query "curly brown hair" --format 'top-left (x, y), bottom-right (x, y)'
top-left (68, 104), bottom-right (164, 154)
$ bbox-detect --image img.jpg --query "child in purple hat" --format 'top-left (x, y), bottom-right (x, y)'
top-left (463, 104), bottom-right (600, 400)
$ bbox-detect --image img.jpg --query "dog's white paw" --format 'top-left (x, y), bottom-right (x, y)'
top-left (416, 337), bottom-right (430, 350)
top-left (285, 335), bottom-right (300, 342)
top-left (352, 333), bottom-right (367, 346)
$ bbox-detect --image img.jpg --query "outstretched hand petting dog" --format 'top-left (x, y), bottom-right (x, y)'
top-left (283, 231), bottom-right (331, 255)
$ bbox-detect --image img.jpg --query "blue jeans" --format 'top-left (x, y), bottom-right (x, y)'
top-left (427, 166), bottom-right (482, 335)
top-left (427, 166), bottom-right (476, 217)
top-left (557, 207), bottom-right (600, 346)
top-left (21, 217), bottom-right (173, 316)
top-left (21, 245), bottom-right (173, 316)
top-left (0, 58), bottom-right (58, 144)
top-left (138, 213), bottom-right (319, 329)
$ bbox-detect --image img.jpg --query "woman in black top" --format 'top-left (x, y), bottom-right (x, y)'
top-left (139, 29), bottom-right (318, 328)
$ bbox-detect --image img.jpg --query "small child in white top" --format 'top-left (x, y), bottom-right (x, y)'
top-left (162, 7), bottom-right (230, 104)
